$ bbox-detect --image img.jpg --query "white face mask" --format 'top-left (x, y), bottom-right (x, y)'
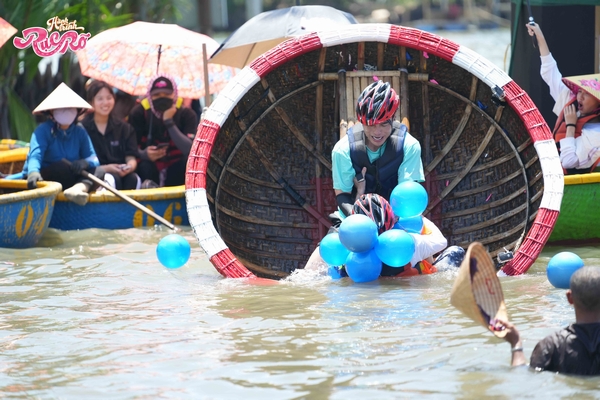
top-left (53, 108), bottom-right (78, 126)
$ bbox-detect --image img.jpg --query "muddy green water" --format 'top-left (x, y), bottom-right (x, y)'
top-left (1, 227), bottom-right (600, 398)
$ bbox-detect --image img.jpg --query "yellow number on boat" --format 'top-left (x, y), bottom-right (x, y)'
top-left (15, 205), bottom-right (34, 238)
top-left (133, 204), bottom-right (156, 227)
top-left (164, 202), bottom-right (183, 225)
top-left (33, 202), bottom-right (50, 235)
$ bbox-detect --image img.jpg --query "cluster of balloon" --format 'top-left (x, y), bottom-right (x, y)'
top-left (319, 181), bottom-right (429, 283)
top-left (547, 251), bottom-right (584, 289)
top-left (157, 234), bottom-right (191, 269)
top-left (389, 181), bottom-right (428, 219)
top-left (394, 215), bottom-right (424, 233)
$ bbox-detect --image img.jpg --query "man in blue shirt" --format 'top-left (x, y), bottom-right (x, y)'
top-left (24, 83), bottom-right (103, 206)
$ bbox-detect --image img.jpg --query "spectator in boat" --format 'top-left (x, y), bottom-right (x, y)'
top-left (495, 266), bottom-right (600, 375)
top-left (527, 23), bottom-right (600, 174)
top-left (128, 74), bottom-right (198, 188)
top-left (23, 83), bottom-right (104, 206)
top-left (332, 80), bottom-right (424, 220)
top-left (81, 80), bottom-right (140, 191)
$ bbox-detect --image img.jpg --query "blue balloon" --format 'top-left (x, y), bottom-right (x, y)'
top-left (345, 249), bottom-right (382, 283)
top-left (375, 229), bottom-right (415, 267)
top-left (394, 215), bottom-right (424, 233)
top-left (157, 234), bottom-right (191, 269)
top-left (319, 233), bottom-right (351, 266)
top-left (338, 214), bottom-right (378, 253)
top-left (547, 251), bottom-right (584, 289)
top-left (328, 265), bottom-right (344, 279)
top-left (389, 181), bottom-right (428, 218)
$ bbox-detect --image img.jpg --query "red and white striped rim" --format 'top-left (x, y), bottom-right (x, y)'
top-left (185, 23), bottom-right (563, 278)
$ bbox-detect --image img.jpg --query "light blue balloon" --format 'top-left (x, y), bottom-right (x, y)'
top-left (157, 234), bottom-right (191, 269)
top-left (375, 229), bottom-right (415, 267)
top-left (547, 252), bottom-right (584, 289)
top-left (319, 233), bottom-right (351, 266)
top-left (394, 215), bottom-right (424, 233)
top-left (328, 265), bottom-right (344, 279)
top-left (345, 249), bottom-right (382, 283)
top-left (389, 181), bottom-right (428, 218)
top-left (338, 214), bottom-right (378, 253)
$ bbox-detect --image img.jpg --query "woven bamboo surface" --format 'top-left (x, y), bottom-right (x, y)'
top-left (187, 24), bottom-right (561, 279)
top-left (0, 147), bottom-right (27, 175)
top-left (198, 42), bottom-right (543, 279)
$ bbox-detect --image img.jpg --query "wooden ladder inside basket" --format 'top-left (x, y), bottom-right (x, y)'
top-left (317, 43), bottom-right (428, 138)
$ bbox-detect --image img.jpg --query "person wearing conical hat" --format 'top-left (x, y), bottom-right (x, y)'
top-left (527, 23), bottom-right (600, 174)
top-left (24, 83), bottom-right (104, 206)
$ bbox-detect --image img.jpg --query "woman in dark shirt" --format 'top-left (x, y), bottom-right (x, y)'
top-left (82, 80), bottom-right (140, 190)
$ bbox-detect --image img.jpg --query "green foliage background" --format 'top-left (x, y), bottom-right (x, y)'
top-left (0, 0), bottom-right (179, 141)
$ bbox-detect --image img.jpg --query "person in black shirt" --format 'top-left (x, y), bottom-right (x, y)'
top-left (128, 74), bottom-right (198, 187)
top-left (496, 266), bottom-right (600, 375)
top-left (81, 80), bottom-right (139, 190)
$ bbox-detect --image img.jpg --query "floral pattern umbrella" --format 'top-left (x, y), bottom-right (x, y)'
top-left (76, 21), bottom-right (237, 99)
top-left (0, 17), bottom-right (17, 49)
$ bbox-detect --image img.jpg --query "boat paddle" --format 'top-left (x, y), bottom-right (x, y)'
top-left (62, 159), bottom-right (178, 232)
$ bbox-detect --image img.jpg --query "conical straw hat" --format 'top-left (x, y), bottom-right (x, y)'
top-left (33, 83), bottom-right (92, 114)
top-left (450, 242), bottom-right (508, 338)
top-left (562, 73), bottom-right (600, 103)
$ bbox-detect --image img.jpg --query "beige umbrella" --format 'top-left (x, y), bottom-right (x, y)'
top-left (0, 17), bottom-right (17, 49)
top-left (209, 5), bottom-right (358, 69)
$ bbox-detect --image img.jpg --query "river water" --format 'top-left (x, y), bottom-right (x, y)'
top-left (2, 28), bottom-right (600, 398)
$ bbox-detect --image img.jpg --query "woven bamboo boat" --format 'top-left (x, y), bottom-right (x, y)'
top-left (0, 139), bottom-right (29, 151)
top-left (548, 173), bottom-right (600, 244)
top-left (0, 180), bottom-right (62, 248)
top-left (184, 24), bottom-right (563, 279)
top-left (0, 146), bottom-right (28, 176)
top-left (50, 185), bottom-right (188, 230)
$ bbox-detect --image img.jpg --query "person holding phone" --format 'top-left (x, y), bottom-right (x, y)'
top-left (526, 23), bottom-right (600, 174)
top-left (128, 74), bottom-right (198, 188)
top-left (82, 80), bottom-right (140, 190)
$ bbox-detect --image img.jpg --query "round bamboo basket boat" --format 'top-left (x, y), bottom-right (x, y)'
top-left (0, 147), bottom-right (28, 176)
top-left (0, 180), bottom-right (62, 248)
top-left (548, 172), bottom-right (600, 244)
top-left (185, 24), bottom-right (564, 279)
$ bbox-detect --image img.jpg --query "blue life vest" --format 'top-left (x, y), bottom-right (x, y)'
top-left (348, 121), bottom-right (406, 200)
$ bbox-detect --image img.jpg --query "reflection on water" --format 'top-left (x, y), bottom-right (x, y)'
top-left (2, 28), bottom-right (600, 397)
top-left (1, 226), bottom-right (599, 397)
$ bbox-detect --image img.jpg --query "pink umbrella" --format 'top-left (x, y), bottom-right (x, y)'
top-left (76, 21), bottom-right (237, 102)
top-left (0, 17), bottom-right (17, 49)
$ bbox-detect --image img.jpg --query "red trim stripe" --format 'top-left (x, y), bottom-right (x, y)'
top-left (388, 25), bottom-right (460, 61)
top-left (249, 32), bottom-right (323, 77)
